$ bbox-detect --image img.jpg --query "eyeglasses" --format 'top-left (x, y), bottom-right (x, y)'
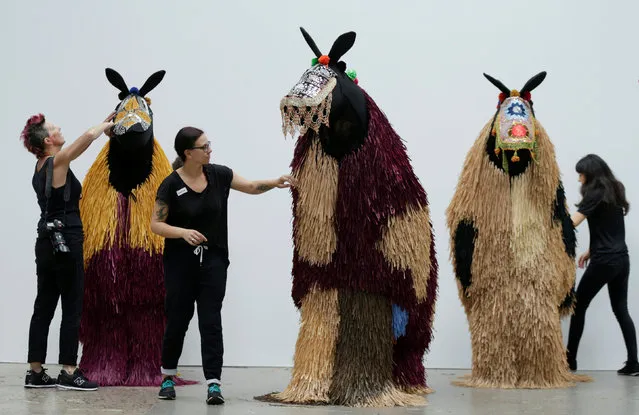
top-left (191, 141), bottom-right (211, 152)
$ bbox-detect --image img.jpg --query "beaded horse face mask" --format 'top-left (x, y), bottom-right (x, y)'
top-left (106, 68), bottom-right (166, 150)
top-left (485, 71), bottom-right (547, 173)
top-left (280, 27), bottom-right (367, 143)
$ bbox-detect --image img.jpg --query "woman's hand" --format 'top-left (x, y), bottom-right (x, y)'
top-left (182, 229), bottom-right (207, 246)
top-left (273, 174), bottom-right (296, 189)
top-left (231, 173), bottom-right (296, 194)
top-left (578, 250), bottom-right (590, 268)
top-left (88, 111), bottom-right (116, 140)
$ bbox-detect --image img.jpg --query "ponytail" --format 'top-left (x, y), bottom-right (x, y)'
top-left (172, 156), bottom-right (184, 171)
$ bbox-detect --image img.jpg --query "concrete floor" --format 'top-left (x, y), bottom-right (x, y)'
top-left (0, 364), bottom-right (637, 415)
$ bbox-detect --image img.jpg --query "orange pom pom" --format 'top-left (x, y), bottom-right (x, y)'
top-left (318, 55), bottom-right (330, 65)
top-left (511, 154), bottom-right (520, 162)
top-left (144, 97), bottom-right (152, 106)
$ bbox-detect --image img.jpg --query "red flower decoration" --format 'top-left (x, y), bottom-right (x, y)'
top-left (511, 124), bottom-right (528, 138)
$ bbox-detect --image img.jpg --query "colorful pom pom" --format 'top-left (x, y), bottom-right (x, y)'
top-left (130, 87), bottom-right (139, 94)
top-left (318, 55), bottom-right (330, 65)
top-left (522, 91), bottom-right (531, 101)
top-left (346, 69), bottom-right (357, 80)
top-left (311, 57), bottom-right (318, 66)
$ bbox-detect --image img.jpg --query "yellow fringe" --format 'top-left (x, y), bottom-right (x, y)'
top-left (128, 140), bottom-right (172, 252)
top-left (80, 138), bottom-right (172, 265)
top-left (80, 144), bottom-right (119, 265)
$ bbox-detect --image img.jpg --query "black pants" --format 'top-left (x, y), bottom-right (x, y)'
top-left (161, 246), bottom-right (228, 382)
top-left (27, 234), bottom-right (84, 366)
top-left (567, 254), bottom-right (638, 363)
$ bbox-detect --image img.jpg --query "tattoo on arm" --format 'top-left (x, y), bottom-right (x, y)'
top-left (256, 183), bottom-right (273, 193)
top-left (155, 201), bottom-right (169, 221)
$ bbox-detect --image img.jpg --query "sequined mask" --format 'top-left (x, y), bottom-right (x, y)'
top-left (492, 96), bottom-right (538, 169)
top-left (113, 95), bottom-right (152, 136)
top-left (280, 63), bottom-right (337, 137)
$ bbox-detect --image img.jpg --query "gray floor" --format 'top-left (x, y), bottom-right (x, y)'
top-left (0, 364), bottom-right (637, 415)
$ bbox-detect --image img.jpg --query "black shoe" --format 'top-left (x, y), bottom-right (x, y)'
top-left (158, 377), bottom-right (176, 400)
top-left (617, 361), bottom-right (639, 376)
top-left (206, 383), bottom-right (224, 405)
top-left (57, 368), bottom-right (98, 391)
top-left (24, 368), bottom-right (57, 388)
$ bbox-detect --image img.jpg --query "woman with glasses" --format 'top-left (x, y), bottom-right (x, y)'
top-left (150, 126), bottom-right (294, 404)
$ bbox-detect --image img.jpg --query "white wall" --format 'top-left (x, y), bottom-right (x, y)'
top-left (1, 0), bottom-right (638, 371)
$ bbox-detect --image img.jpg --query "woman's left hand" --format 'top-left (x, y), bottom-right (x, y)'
top-left (274, 174), bottom-right (296, 188)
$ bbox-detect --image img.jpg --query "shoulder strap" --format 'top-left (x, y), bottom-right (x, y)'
top-left (43, 157), bottom-right (71, 221)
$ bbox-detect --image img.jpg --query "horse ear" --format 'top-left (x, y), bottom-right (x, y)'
top-left (483, 73), bottom-right (510, 95)
top-left (105, 68), bottom-right (128, 94)
top-left (139, 70), bottom-right (166, 97)
top-left (520, 71), bottom-right (547, 95)
top-left (328, 31), bottom-right (356, 62)
top-left (300, 27), bottom-right (322, 58)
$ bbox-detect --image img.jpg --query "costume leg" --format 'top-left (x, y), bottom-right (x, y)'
top-left (455, 297), bottom-right (518, 388)
top-left (123, 305), bottom-right (165, 386)
top-left (515, 295), bottom-right (589, 388)
top-left (329, 290), bottom-right (425, 407)
top-left (392, 301), bottom-right (434, 394)
top-left (79, 311), bottom-right (128, 385)
top-left (261, 288), bottom-right (339, 404)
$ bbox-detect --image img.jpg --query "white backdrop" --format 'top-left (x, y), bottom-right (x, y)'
top-left (1, 0), bottom-right (638, 371)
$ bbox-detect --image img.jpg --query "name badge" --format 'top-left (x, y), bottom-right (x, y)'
top-left (176, 187), bottom-right (187, 196)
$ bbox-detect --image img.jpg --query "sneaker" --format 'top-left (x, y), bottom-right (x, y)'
top-left (158, 377), bottom-right (176, 400)
top-left (617, 361), bottom-right (639, 376)
top-left (57, 368), bottom-right (98, 391)
top-left (24, 368), bottom-right (57, 388)
top-left (206, 383), bottom-right (224, 405)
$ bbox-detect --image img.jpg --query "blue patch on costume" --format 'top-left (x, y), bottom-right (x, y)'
top-left (392, 304), bottom-right (409, 340)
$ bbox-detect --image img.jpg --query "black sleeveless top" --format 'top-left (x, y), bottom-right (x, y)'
top-left (32, 157), bottom-right (83, 238)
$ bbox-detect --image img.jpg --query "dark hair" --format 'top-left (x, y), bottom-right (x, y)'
top-left (20, 113), bottom-right (49, 158)
top-left (172, 126), bottom-right (204, 170)
top-left (576, 154), bottom-right (629, 215)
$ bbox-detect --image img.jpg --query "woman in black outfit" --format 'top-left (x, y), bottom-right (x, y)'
top-left (567, 154), bottom-right (639, 375)
top-left (150, 127), bottom-right (294, 404)
top-left (21, 111), bottom-right (114, 390)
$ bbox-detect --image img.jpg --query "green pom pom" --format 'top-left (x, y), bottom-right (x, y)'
top-left (311, 57), bottom-right (318, 66)
top-left (346, 69), bottom-right (357, 80)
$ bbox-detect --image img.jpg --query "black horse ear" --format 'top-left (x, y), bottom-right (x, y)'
top-left (520, 71), bottom-right (547, 95)
top-left (106, 68), bottom-right (129, 96)
top-left (300, 27), bottom-right (322, 58)
top-left (483, 73), bottom-right (510, 96)
top-left (139, 70), bottom-right (166, 97)
top-left (328, 31), bottom-right (356, 62)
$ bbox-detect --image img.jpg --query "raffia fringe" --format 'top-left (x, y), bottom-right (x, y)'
top-left (292, 140), bottom-right (339, 265)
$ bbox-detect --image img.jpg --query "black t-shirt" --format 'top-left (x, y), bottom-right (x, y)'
top-left (577, 188), bottom-right (628, 262)
top-left (32, 157), bottom-right (83, 238)
top-left (156, 164), bottom-right (233, 258)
